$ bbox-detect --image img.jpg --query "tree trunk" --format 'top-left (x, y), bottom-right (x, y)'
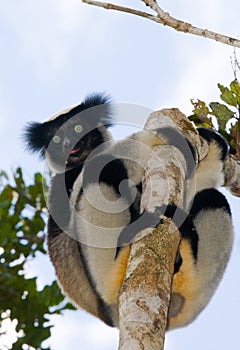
top-left (118, 143), bottom-right (185, 349)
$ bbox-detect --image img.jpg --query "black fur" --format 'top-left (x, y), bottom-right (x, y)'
top-left (190, 188), bottom-right (231, 217)
top-left (69, 93), bottom-right (113, 127)
top-left (160, 189), bottom-right (231, 269)
top-left (48, 166), bottom-right (83, 237)
top-left (83, 155), bottom-right (138, 203)
top-left (47, 93), bottom-right (113, 131)
top-left (160, 204), bottom-right (199, 262)
top-left (155, 127), bottom-right (196, 179)
top-left (197, 127), bottom-right (228, 161)
top-left (23, 122), bottom-right (48, 158)
top-left (174, 251), bottom-right (183, 274)
top-left (23, 92), bottom-right (113, 158)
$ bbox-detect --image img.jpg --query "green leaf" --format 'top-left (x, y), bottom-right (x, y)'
top-left (218, 83), bottom-right (238, 107)
top-left (191, 99), bottom-right (211, 118)
top-left (229, 122), bottom-right (237, 153)
top-left (189, 99), bottom-right (213, 127)
top-left (14, 167), bottom-right (25, 189)
top-left (230, 79), bottom-right (240, 97)
top-left (209, 102), bottom-right (235, 131)
top-left (41, 281), bottom-right (65, 308)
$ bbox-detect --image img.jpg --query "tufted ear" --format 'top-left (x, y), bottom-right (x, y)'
top-left (63, 92), bottom-right (114, 128)
top-left (23, 121), bottom-right (48, 158)
top-left (83, 93), bottom-right (113, 127)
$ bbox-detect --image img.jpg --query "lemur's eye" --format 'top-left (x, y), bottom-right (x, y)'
top-left (74, 125), bottom-right (83, 133)
top-left (53, 135), bottom-right (61, 144)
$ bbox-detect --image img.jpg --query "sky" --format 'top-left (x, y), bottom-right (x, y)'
top-left (0, 0), bottom-right (240, 349)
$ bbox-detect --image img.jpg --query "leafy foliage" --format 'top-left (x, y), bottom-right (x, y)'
top-left (189, 79), bottom-right (240, 158)
top-left (0, 168), bottom-right (74, 350)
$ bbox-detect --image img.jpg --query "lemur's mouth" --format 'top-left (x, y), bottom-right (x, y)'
top-left (69, 148), bottom-right (81, 155)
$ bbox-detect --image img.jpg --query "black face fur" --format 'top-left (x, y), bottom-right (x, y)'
top-left (24, 93), bottom-right (113, 172)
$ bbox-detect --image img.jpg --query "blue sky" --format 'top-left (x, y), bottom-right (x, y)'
top-left (1, 1), bottom-right (240, 349)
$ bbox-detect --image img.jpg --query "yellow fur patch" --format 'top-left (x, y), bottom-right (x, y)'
top-left (102, 245), bottom-right (130, 304)
top-left (168, 239), bottom-right (198, 328)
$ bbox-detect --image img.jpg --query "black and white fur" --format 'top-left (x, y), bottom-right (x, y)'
top-left (24, 93), bottom-right (233, 329)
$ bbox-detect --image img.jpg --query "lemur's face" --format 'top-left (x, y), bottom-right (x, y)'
top-left (24, 94), bottom-right (113, 173)
top-left (44, 114), bottom-right (105, 172)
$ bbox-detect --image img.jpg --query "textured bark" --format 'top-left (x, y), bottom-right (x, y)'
top-left (119, 145), bottom-right (186, 349)
top-left (224, 155), bottom-right (240, 197)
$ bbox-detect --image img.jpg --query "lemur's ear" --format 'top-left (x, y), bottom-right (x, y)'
top-left (69, 93), bottom-right (113, 127)
top-left (23, 121), bottom-right (48, 158)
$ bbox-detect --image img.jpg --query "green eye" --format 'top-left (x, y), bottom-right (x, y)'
top-left (74, 125), bottom-right (83, 133)
top-left (53, 135), bottom-right (61, 144)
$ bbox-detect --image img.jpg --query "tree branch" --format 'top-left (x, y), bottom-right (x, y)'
top-left (82, 0), bottom-right (240, 48)
top-left (119, 145), bottom-right (183, 349)
top-left (224, 155), bottom-right (240, 197)
top-left (83, 0), bottom-right (157, 21)
top-left (118, 111), bottom-right (191, 349)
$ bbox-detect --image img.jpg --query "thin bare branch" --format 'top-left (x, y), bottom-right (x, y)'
top-left (82, 0), bottom-right (240, 48)
top-left (82, 0), bottom-right (158, 21)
